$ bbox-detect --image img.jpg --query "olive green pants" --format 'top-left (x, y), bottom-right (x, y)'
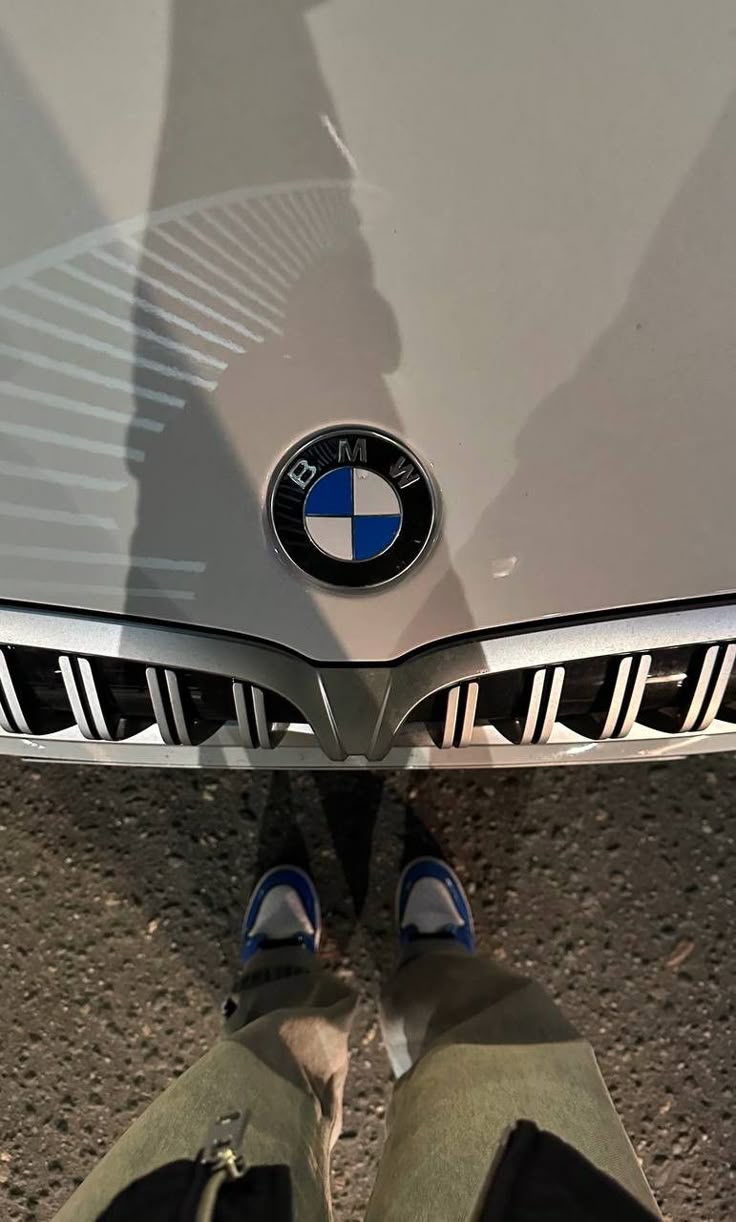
top-left (55, 946), bottom-right (660, 1221)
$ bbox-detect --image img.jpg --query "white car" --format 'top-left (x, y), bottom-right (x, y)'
top-left (1, 2), bottom-right (735, 769)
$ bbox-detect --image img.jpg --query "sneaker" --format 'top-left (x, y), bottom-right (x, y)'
top-left (239, 865), bottom-right (321, 964)
top-left (396, 856), bottom-right (475, 953)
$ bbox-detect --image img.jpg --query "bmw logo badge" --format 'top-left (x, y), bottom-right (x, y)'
top-left (269, 428), bottom-right (437, 588)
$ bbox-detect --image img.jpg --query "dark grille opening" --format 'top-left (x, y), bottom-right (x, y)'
top-left (717, 677), bottom-right (736, 722)
top-left (635, 645), bottom-right (704, 732)
top-left (406, 689), bottom-right (453, 747)
top-left (560, 647), bottom-right (697, 738)
top-left (407, 672), bottom-right (537, 746)
top-left (477, 671), bottom-right (535, 725)
top-left (177, 674), bottom-right (306, 745)
top-left (491, 670), bottom-right (551, 745)
top-left (406, 691), bottom-right (446, 728)
top-left (92, 658), bottom-right (154, 739)
top-left (177, 671), bottom-right (233, 724)
top-left (409, 671), bottom-right (532, 731)
top-left (265, 692), bottom-right (306, 725)
top-left (176, 670), bottom-right (232, 745)
top-left (2, 646), bottom-right (73, 735)
top-left (260, 690), bottom-right (309, 748)
top-left (644, 646), bottom-right (697, 710)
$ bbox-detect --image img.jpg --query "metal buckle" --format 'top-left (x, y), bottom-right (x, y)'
top-left (201, 1110), bottom-right (248, 1179)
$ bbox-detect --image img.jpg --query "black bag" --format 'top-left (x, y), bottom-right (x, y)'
top-left (98, 1161), bottom-right (292, 1222)
top-left (479, 1121), bottom-right (660, 1222)
top-left (97, 1112), bottom-right (292, 1222)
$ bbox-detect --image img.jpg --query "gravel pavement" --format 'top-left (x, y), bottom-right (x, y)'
top-left (1, 757), bottom-right (733, 1221)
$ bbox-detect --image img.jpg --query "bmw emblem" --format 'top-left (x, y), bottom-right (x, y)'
top-left (268, 428), bottom-right (437, 588)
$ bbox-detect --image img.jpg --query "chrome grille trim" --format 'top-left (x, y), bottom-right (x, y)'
top-left (695, 643), bottom-right (736, 732)
top-left (537, 666), bottom-right (565, 745)
top-left (440, 685), bottom-right (461, 750)
top-left (599, 656), bottom-right (633, 740)
top-left (164, 669), bottom-right (192, 747)
top-left (232, 681), bottom-right (255, 749)
top-left (615, 653), bottom-right (652, 739)
top-left (519, 669), bottom-right (545, 745)
top-left (146, 667), bottom-right (177, 746)
top-left (252, 687), bottom-right (272, 750)
top-left (1, 600), bottom-right (736, 764)
top-left (231, 682), bottom-right (273, 749)
top-left (458, 681), bottom-right (479, 749)
top-left (77, 657), bottom-right (115, 741)
top-left (59, 655), bottom-right (96, 741)
top-left (680, 645), bottom-right (720, 734)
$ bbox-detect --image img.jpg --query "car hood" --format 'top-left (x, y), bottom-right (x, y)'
top-left (2, 1), bottom-right (736, 663)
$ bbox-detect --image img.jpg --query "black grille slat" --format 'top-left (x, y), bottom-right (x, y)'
top-left (144, 668), bottom-right (217, 748)
top-left (677, 645), bottom-right (720, 734)
top-left (233, 681), bottom-right (255, 748)
top-left (457, 681), bottom-right (479, 748)
top-left (694, 643), bottom-right (736, 731)
top-left (536, 667), bottom-right (565, 744)
top-left (59, 655), bottom-right (97, 741)
top-left (587, 657), bottom-right (627, 737)
top-left (440, 685), bottom-right (461, 749)
top-left (252, 687), bottom-right (272, 749)
top-left (438, 682), bottom-right (480, 750)
top-left (518, 668), bottom-right (546, 745)
top-left (503, 666), bottom-right (566, 746)
top-left (146, 667), bottom-right (177, 745)
top-left (598, 656), bottom-right (634, 739)
top-left (164, 670), bottom-right (193, 747)
top-left (615, 654), bottom-right (651, 738)
top-left (77, 658), bottom-right (115, 741)
top-left (232, 681), bottom-right (273, 749)
top-left (0, 690), bottom-right (14, 734)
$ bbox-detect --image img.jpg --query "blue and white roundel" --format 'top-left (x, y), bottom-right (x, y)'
top-left (304, 467), bottom-right (402, 561)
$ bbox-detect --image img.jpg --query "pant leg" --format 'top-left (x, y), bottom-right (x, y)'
top-left (54, 949), bottom-right (357, 1222)
top-left (367, 944), bottom-right (660, 1222)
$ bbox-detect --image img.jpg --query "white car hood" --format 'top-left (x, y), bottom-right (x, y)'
top-left (1, 1), bottom-right (736, 662)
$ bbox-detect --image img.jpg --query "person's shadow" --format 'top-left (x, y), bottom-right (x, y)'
top-left (109, 0), bottom-right (479, 969)
top-left (122, 0), bottom-right (473, 669)
top-left (0, 0), bottom-right (533, 988)
top-left (404, 88), bottom-right (736, 645)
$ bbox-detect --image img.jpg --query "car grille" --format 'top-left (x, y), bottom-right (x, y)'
top-left (0, 646), bottom-right (303, 748)
top-left (1, 601), bottom-right (736, 765)
top-left (407, 643), bottom-right (736, 749)
top-left (0, 606), bottom-right (329, 759)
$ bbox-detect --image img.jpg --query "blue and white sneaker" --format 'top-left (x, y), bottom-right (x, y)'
top-left (397, 857), bottom-right (475, 954)
top-left (239, 865), bottom-right (321, 964)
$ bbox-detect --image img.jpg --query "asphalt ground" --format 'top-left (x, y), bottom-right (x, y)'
top-left (1, 756), bottom-right (733, 1221)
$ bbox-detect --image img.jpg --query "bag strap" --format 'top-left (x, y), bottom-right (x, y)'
top-left (193, 1111), bottom-right (249, 1222)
